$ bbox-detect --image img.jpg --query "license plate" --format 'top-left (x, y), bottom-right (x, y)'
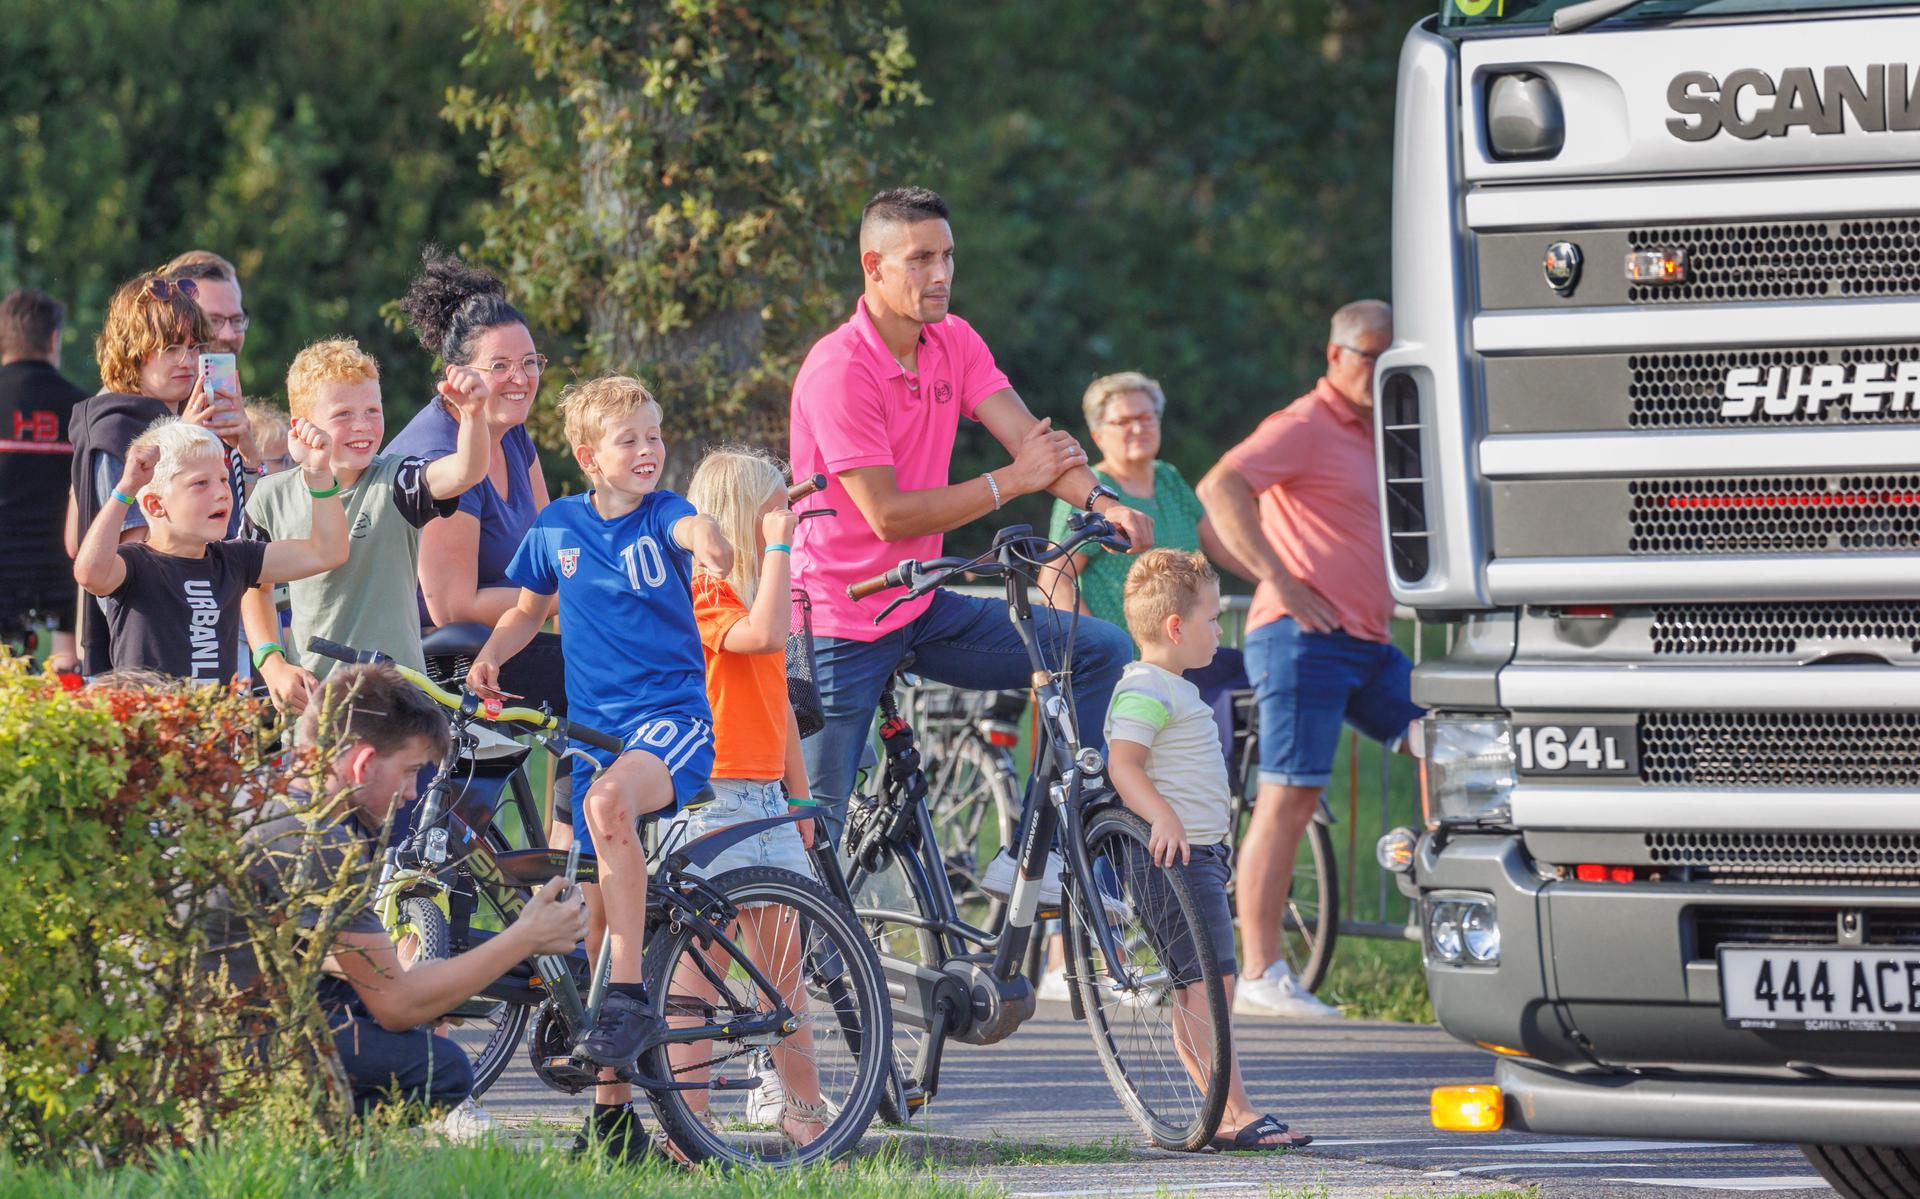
top-left (1719, 947), bottom-right (1920, 1031)
top-left (1513, 723), bottom-right (1638, 777)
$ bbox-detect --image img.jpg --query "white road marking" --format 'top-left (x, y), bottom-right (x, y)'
top-left (1306, 1137), bottom-right (1438, 1147)
top-left (1429, 1139), bottom-right (1748, 1154)
top-left (1428, 1163), bottom-right (1662, 1175)
top-left (1614, 1177), bottom-right (1828, 1192)
top-left (1009, 1183), bottom-right (1293, 1198)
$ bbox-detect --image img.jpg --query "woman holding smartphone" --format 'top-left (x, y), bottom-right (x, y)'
top-left (64, 271), bottom-right (259, 675)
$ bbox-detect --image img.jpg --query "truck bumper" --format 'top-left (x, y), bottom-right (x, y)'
top-left (1498, 1056), bottom-right (1920, 1148)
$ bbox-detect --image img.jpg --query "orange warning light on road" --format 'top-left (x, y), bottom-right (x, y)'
top-left (1431, 1084), bottom-right (1504, 1132)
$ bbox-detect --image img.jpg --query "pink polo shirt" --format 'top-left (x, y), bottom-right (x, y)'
top-left (1220, 379), bottom-right (1393, 643)
top-left (790, 299), bottom-right (1012, 641)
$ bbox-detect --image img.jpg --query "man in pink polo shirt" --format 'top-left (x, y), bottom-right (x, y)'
top-left (790, 187), bottom-right (1153, 888)
top-left (1198, 299), bottom-right (1423, 1019)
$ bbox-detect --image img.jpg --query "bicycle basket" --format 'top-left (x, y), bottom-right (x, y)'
top-left (788, 588), bottom-right (826, 738)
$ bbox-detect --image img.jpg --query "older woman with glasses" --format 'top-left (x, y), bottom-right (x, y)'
top-left (1041, 371), bottom-right (1249, 633)
top-left (64, 271), bottom-right (256, 675)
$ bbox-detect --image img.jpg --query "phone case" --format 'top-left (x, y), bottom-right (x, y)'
top-left (199, 353), bottom-right (239, 397)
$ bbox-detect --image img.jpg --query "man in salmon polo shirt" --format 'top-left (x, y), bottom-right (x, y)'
top-left (790, 186), bottom-right (1153, 899)
top-left (1197, 298), bottom-right (1423, 1020)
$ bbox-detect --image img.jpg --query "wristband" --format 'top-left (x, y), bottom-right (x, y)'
top-left (983, 470), bottom-right (1003, 511)
top-left (765, 543), bottom-right (791, 555)
top-left (787, 795), bottom-right (821, 807)
top-left (110, 488), bottom-right (137, 507)
top-left (307, 478), bottom-right (342, 499)
top-left (251, 642), bottom-right (286, 669)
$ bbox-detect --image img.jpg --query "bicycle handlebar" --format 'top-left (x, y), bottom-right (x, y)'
top-left (787, 473), bottom-right (826, 503)
top-left (847, 561), bottom-right (913, 600)
top-left (303, 636), bottom-right (625, 754)
top-left (847, 512), bottom-right (1130, 606)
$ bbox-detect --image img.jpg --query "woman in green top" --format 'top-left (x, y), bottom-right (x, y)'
top-left (1042, 371), bottom-right (1250, 637)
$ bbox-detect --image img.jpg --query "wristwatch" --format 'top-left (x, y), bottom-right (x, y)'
top-left (1085, 482), bottom-right (1120, 512)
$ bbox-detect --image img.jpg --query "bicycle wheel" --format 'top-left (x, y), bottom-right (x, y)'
top-left (641, 866), bottom-right (889, 1166)
top-left (1065, 805), bottom-right (1230, 1152)
top-left (841, 826), bottom-right (945, 1125)
top-left (392, 893), bottom-right (533, 1099)
top-left (922, 731), bottom-right (1019, 905)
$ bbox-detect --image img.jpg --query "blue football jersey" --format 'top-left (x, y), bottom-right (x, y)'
top-left (506, 490), bottom-right (713, 740)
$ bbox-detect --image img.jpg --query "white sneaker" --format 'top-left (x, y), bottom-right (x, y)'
top-left (980, 848), bottom-right (1064, 906)
top-left (437, 1097), bottom-right (498, 1141)
top-left (1234, 962), bottom-right (1343, 1019)
top-left (744, 1072), bottom-right (785, 1126)
top-left (1036, 966), bottom-right (1071, 1002)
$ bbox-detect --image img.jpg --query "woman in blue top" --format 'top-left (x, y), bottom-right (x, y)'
top-left (388, 251), bottom-right (571, 842)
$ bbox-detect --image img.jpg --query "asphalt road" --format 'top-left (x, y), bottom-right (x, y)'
top-left (483, 999), bottom-right (1835, 1198)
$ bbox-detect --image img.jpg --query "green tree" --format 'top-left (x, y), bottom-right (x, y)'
top-left (895, 0), bottom-right (1425, 549)
top-left (0, 0), bottom-right (507, 414)
top-left (444, 0), bottom-right (924, 481)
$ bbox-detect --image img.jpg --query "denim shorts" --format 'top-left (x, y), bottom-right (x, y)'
top-left (1131, 842), bottom-right (1238, 986)
top-left (661, 778), bottom-right (814, 883)
top-left (1244, 617), bottom-right (1425, 789)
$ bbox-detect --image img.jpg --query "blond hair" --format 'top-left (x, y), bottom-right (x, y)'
top-left (687, 447), bottom-right (787, 605)
top-left (244, 402), bottom-right (289, 450)
top-left (128, 417), bottom-right (225, 503)
top-left (558, 374), bottom-right (660, 452)
top-left (1122, 549), bottom-right (1219, 647)
top-left (95, 273), bottom-right (212, 396)
top-left (1081, 371), bottom-right (1166, 432)
top-left (286, 336), bottom-right (380, 418)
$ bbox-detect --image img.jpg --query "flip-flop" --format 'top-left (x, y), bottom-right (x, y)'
top-left (1210, 1113), bottom-right (1312, 1151)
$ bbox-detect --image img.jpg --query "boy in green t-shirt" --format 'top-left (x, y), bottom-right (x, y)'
top-left (1105, 548), bottom-right (1312, 1152)
top-left (241, 337), bottom-right (491, 710)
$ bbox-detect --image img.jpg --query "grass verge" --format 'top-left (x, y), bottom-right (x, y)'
top-left (1318, 934), bottom-right (1435, 1024)
top-left (0, 1127), bottom-right (991, 1199)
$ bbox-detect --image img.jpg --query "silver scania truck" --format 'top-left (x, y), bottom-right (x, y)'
top-left (1379, 1), bottom-right (1920, 1192)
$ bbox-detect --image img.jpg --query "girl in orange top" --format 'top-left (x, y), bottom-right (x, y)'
top-left (667, 446), bottom-right (825, 1144)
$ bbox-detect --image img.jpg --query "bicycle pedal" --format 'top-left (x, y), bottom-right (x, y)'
top-left (543, 1056), bottom-right (601, 1088)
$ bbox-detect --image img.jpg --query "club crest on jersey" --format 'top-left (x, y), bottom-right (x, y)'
top-left (559, 547), bottom-right (581, 578)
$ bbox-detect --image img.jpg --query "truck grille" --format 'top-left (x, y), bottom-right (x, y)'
top-left (1628, 220), bottom-right (1920, 304)
top-left (1653, 833), bottom-right (1920, 875)
top-left (1693, 906), bottom-right (1920, 957)
top-left (1640, 711), bottom-right (1920, 788)
top-left (1629, 474), bottom-right (1920, 555)
top-left (1630, 344), bottom-right (1920, 429)
top-left (1649, 601), bottom-right (1920, 657)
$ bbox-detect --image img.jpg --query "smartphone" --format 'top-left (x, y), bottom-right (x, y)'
top-left (197, 352), bottom-right (239, 399)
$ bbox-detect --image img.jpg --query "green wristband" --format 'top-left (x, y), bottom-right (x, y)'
top-left (251, 642), bottom-right (286, 669)
top-left (110, 488), bottom-right (137, 506)
top-left (307, 479), bottom-right (342, 499)
top-left (766, 543), bottom-right (791, 554)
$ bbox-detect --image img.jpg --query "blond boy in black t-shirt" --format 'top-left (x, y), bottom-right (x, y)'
top-left (73, 417), bottom-right (347, 682)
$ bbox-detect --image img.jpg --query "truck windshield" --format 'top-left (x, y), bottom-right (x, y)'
top-left (1441, 0), bottom-right (1902, 31)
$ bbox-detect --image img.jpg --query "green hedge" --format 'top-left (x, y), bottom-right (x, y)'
top-left (0, 658), bottom-right (367, 1165)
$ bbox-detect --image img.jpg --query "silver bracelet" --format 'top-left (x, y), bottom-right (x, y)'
top-left (983, 470), bottom-right (1003, 511)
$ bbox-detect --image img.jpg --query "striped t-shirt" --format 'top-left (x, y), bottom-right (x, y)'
top-left (1103, 660), bottom-right (1232, 845)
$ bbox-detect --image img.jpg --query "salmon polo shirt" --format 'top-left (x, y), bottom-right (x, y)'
top-left (789, 298), bottom-right (1012, 641)
top-left (1220, 378), bottom-right (1394, 643)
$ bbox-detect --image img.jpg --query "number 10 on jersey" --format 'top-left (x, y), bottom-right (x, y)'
top-left (618, 537), bottom-right (668, 589)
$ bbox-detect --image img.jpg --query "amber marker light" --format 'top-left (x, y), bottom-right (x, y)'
top-left (1625, 248), bottom-right (1689, 284)
top-left (1431, 1084), bottom-right (1504, 1132)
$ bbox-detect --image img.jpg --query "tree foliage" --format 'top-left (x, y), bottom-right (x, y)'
top-left (0, 0), bottom-right (508, 414)
top-left (444, 0), bottom-right (925, 477)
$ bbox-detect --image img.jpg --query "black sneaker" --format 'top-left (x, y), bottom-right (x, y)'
top-left (579, 990), bottom-right (665, 1069)
top-left (571, 1102), bottom-right (656, 1165)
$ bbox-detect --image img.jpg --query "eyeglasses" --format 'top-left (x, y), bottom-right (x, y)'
top-left (143, 277), bottom-right (200, 303)
top-left (1338, 343), bottom-right (1384, 363)
top-left (476, 354), bottom-right (548, 379)
top-left (206, 312), bottom-right (252, 334)
top-left (155, 342), bottom-right (215, 365)
top-left (1103, 412), bottom-right (1160, 432)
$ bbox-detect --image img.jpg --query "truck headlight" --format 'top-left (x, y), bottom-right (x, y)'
top-left (1427, 892), bottom-right (1500, 966)
top-left (1422, 716), bottom-right (1516, 826)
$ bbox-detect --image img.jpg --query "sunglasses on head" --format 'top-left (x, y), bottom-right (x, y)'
top-left (144, 276), bottom-right (200, 303)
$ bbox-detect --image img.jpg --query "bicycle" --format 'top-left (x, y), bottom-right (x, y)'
top-left (1225, 690), bottom-right (1340, 993)
top-left (812, 512), bottom-right (1232, 1151)
top-left (305, 636), bottom-right (892, 1166)
top-left (900, 680), bottom-right (1025, 907)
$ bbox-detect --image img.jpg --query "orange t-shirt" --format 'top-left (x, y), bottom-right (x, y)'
top-left (693, 574), bottom-right (789, 781)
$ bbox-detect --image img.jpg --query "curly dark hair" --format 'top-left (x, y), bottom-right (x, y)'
top-left (398, 246), bottom-right (527, 366)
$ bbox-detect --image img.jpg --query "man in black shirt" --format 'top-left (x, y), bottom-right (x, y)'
top-left (0, 288), bottom-right (86, 670)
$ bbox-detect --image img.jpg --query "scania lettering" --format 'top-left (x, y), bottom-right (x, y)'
top-left (1383, 1), bottom-right (1920, 1193)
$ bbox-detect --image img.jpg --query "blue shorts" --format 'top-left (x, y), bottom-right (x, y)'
top-left (1244, 617), bottom-right (1424, 789)
top-left (569, 712), bottom-right (714, 855)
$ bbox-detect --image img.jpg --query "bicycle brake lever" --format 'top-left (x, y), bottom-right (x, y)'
top-left (797, 507), bottom-right (836, 521)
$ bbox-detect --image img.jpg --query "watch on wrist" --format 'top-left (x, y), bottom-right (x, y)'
top-left (1085, 482), bottom-right (1120, 511)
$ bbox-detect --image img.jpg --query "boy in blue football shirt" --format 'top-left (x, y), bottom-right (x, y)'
top-left (468, 374), bottom-right (732, 1151)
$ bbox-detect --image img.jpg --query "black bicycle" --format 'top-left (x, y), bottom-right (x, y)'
top-left (307, 637), bottom-right (892, 1166)
top-left (814, 513), bottom-right (1232, 1151)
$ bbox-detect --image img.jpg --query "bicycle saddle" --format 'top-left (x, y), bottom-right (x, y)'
top-left (421, 621), bottom-right (493, 660)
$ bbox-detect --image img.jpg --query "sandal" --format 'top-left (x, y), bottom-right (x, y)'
top-left (778, 1094), bottom-right (831, 1148)
top-left (1210, 1113), bottom-right (1311, 1151)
